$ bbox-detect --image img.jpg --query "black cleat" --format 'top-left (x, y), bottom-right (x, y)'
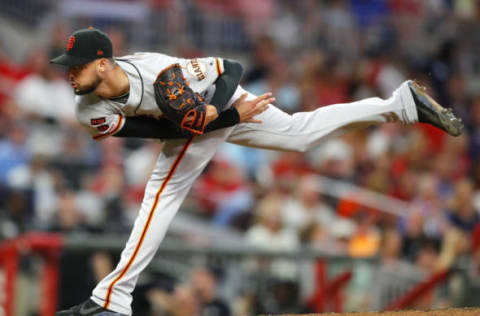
top-left (408, 80), bottom-right (463, 136)
top-left (56, 299), bottom-right (125, 316)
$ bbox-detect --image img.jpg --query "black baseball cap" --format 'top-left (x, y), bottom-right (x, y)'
top-left (50, 27), bottom-right (113, 66)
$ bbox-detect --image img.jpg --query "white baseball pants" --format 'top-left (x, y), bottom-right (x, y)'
top-left (90, 81), bottom-right (418, 315)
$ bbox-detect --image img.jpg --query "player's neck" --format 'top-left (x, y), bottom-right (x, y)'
top-left (94, 65), bottom-right (130, 99)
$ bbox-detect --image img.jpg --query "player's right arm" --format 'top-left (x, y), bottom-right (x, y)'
top-left (75, 96), bottom-right (127, 141)
top-left (76, 92), bottom-right (272, 141)
top-left (116, 107), bottom-right (239, 139)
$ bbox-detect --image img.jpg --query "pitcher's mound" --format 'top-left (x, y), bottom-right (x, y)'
top-left (275, 307), bottom-right (480, 316)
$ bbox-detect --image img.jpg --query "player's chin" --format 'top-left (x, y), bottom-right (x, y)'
top-left (74, 87), bottom-right (92, 95)
top-left (74, 82), bottom-right (100, 95)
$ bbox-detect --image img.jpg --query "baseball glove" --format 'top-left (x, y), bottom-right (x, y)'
top-left (153, 64), bottom-right (207, 135)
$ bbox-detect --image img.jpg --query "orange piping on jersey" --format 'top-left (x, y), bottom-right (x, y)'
top-left (103, 137), bottom-right (195, 310)
top-left (93, 115), bottom-right (124, 140)
top-left (154, 63), bottom-right (185, 83)
top-left (215, 58), bottom-right (221, 76)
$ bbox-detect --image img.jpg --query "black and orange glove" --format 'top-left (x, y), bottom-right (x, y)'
top-left (153, 64), bottom-right (207, 135)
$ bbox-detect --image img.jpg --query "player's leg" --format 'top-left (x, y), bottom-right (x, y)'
top-left (92, 133), bottom-right (234, 315)
top-left (57, 130), bottom-right (233, 316)
top-left (226, 81), bottom-right (462, 152)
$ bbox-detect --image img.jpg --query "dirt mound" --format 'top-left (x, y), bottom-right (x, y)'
top-left (274, 307), bottom-right (480, 316)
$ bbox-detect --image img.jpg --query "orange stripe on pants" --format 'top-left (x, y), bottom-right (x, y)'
top-left (103, 137), bottom-right (194, 310)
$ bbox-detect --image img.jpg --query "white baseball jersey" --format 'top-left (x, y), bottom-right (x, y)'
top-left (75, 53), bottom-right (225, 140)
top-left (82, 51), bottom-right (418, 315)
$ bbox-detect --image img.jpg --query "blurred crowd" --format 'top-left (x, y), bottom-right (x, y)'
top-left (3, 0), bottom-right (480, 314)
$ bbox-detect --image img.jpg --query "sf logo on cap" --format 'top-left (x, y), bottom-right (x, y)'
top-left (66, 36), bottom-right (76, 51)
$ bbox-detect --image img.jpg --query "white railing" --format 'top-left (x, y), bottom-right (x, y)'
top-left (312, 175), bottom-right (412, 217)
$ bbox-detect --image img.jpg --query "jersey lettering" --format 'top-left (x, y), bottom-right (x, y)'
top-left (187, 59), bottom-right (206, 81)
top-left (91, 117), bottom-right (106, 125)
top-left (97, 124), bottom-right (109, 132)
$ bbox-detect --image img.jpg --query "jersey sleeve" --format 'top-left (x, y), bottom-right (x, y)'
top-left (75, 100), bottom-right (126, 141)
top-left (181, 57), bottom-right (224, 94)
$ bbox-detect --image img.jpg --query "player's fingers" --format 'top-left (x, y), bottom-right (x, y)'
top-left (251, 92), bottom-right (273, 105)
top-left (244, 100), bottom-right (269, 120)
top-left (261, 97), bottom-right (275, 106)
top-left (252, 97), bottom-right (274, 112)
top-left (246, 105), bottom-right (268, 119)
top-left (245, 119), bottom-right (262, 124)
top-left (252, 104), bottom-right (269, 116)
top-left (250, 97), bottom-right (273, 110)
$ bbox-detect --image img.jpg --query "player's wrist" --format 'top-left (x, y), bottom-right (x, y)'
top-left (206, 105), bottom-right (219, 124)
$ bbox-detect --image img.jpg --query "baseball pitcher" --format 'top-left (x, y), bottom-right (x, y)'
top-left (51, 28), bottom-right (462, 316)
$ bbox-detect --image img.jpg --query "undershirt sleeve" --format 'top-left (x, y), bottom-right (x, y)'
top-left (115, 107), bottom-right (240, 139)
top-left (209, 59), bottom-right (243, 113)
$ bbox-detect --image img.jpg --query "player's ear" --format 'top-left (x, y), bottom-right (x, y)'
top-left (96, 58), bottom-right (109, 75)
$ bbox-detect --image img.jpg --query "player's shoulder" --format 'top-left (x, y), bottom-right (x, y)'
top-left (117, 52), bottom-right (178, 65)
top-left (116, 52), bottom-right (220, 70)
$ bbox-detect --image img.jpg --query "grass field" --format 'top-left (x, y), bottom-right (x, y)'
top-left (275, 308), bottom-right (480, 316)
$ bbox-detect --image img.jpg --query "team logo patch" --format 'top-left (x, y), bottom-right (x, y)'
top-left (91, 117), bottom-right (106, 125)
top-left (187, 58), bottom-right (206, 81)
top-left (97, 124), bottom-right (109, 132)
top-left (66, 36), bottom-right (76, 51)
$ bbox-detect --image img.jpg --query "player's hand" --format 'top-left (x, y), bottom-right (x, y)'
top-left (233, 92), bottom-right (274, 123)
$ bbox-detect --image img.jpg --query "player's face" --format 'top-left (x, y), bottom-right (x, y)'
top-left (68, 61), bottom-right (102, 95)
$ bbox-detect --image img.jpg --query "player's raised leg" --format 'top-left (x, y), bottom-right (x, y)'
top-left (227, 80), bottom-right (462, 152)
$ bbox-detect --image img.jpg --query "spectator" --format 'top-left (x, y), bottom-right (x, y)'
top-left (194, 158), bottom-right (253, 228)
top-left (243, 35), bottom-right (278, 84)
top-left (0, 48), bottom-right (30, 111)
top-left (246, 56), bottom-right (300, 113)
top-left (148, 284), bottom-right (200, 316)
top-left (0, 122), bottom-right (30, 185)
top-left (6, 154), bottom-right (58, 227)
top-left (401, 210), bottom-right (429, 262)
top-left (245, 194), bottom-right (299, 280)
top-left (381, 228), bottom-right (403, 265)
top-left (446, 178), bottom-right (480, 233)
top-left (412, 173), bottom-right (448, 238)
top-left (191, 267), bottom-right (231, 316)
top-left (0, 188), bottom-right (31, 239)
top-left (281, 175), bottom-right (336, 234)
top-left (348, 212), bottom-right (381, 258)
top-left (14, 48), bottom-right (76, 124)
